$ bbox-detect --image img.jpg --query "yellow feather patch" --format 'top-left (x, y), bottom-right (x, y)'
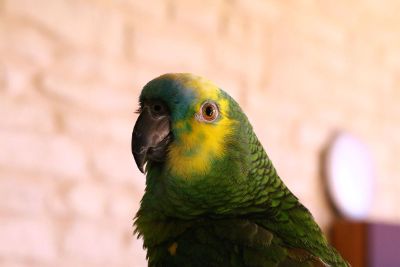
top-left (166, 76), bottom-right (234, 178)
top-left (168, 242), bottom-right (178, 256)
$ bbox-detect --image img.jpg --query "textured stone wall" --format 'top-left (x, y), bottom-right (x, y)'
top-left (1, 0), bottom-right (400, 266)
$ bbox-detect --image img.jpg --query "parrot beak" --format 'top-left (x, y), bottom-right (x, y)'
top-left (131, 105), bottom-right (171, 173)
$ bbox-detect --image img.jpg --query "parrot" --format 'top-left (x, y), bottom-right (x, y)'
top-left (131, 73), bottom-right (349, 267)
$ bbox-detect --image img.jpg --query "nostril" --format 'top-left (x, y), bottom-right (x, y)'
top-left (153, 104), bottom-right (162, 112)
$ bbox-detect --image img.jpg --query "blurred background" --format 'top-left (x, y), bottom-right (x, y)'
top-left (1, 0), bottom-right (400, 266)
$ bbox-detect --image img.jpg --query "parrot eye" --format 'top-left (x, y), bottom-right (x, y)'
top-left (200, 101), bottom-right (219, 122)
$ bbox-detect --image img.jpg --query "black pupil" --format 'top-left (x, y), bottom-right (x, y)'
top-left (205, 105), bottom-right (214, 117)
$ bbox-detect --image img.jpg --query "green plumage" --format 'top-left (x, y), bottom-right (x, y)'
top-left (132, 73), bottom-right (349, 267)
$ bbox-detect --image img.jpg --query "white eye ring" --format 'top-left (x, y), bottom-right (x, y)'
top-left (196, 101), bottom-right (219, 123)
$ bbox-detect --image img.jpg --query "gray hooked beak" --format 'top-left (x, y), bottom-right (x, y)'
top-left (131, 106), bottom-right (171, 173)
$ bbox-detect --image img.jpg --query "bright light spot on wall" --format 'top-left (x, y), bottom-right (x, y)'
top-left (325, 133), bottom-right (376, 220)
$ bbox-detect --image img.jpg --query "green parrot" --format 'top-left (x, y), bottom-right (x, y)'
top-left (131, 73), bottom-right (349, 267)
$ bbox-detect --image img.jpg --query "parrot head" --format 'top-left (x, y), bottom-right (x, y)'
top-left (132, 73), bottom-right (247, 180)
top-left (131, 73), bottom-right (262, 217)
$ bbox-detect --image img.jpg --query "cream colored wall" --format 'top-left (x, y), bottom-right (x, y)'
top-left (1, 0), bottom-right (399, 266)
